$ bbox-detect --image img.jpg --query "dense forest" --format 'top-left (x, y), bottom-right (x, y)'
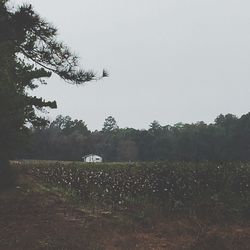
top-left (20, 112), bottom-right (250, 162)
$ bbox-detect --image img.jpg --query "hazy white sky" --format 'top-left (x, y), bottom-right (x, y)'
top-left (15, 0), bottom-right (250, 130)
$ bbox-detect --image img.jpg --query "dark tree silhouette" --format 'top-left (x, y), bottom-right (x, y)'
top-left (22, 112), bottom-right (250, 163)
top-left (0, 1), bottom-right (107, 170)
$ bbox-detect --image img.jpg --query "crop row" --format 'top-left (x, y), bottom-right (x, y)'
top-left (15, 161), bottom-right (250, 216)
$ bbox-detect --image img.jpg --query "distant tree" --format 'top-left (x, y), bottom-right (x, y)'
top-left (102, 116), bottom-right (119, 132)
top-left (215, 114), bottom-right (238, 130)
top-left (51, 115), bottom-right (89, 136)
top-left (25, 115), bottom-right (91, 161)
top-left (232, 113), bottom-right (250, 160)
top-left (0, 1), bottom-right (107, 168)
top-left (50, 115), bottom-right (72, 130)
top-left (149, 120), bottom-right (162, 132)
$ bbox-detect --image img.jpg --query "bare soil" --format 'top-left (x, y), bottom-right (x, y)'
top-left (0, 173), bottom-right (249, 250)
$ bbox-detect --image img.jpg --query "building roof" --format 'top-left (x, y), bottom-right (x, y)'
top-left (82, 154), bottom-right (102, 159)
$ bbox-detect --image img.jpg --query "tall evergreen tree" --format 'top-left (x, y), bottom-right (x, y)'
top-left (0, 0), bottom-right (107, 168)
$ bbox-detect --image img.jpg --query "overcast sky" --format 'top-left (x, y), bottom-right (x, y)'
top-left (15, 0), bottom-right (250, 130)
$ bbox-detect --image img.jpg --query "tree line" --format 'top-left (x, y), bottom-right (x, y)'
top-left (20, 113), bottom-right (250, 162)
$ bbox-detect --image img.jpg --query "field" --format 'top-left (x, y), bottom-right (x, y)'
top-left (0, 160), bottom-right (250, 249)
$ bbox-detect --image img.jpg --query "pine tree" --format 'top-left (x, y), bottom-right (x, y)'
top-left (0, 0), bottom-right (107, 167)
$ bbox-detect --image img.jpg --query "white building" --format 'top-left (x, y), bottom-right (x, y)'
top-left (82, 154), bottom-right (103, 163)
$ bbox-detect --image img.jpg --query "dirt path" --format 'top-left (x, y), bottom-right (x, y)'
top-left (0, 174), bottom-right (249, 250)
